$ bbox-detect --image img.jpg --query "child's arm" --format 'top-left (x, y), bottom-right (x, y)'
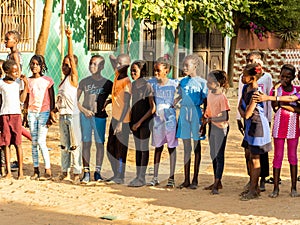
top-left (77, 88), bottom-right (94, 118)
top-left (131, 95), bottom-right (156, 131)
top-left (109, 55), bottom-right (118, 71)
top-left (19, 75), bottom-right (28, 103)
top-left (244, 97), bottom-right (256, 119)
top-left (205, 110), bottom-right (229, 123)
top-left (65, 26), bottom-right (78, 87)
top-left (280, 105), bottom-right (300, 113)
top-left (238, 97), bottom-right (246, 119)
top-left (11, 52), bottom-right (22, 76)
top-left (46, 86), bottom-right (56, 126)
top-left (114, 92), bottom-right (131, 134)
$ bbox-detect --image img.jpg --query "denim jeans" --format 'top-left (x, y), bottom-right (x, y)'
top-left (28, 111), bottom-right (51, 169)
top-left (59, 114), bottom-right (82, 174)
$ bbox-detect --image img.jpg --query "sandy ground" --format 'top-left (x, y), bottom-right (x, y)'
top-left (1, 97), bottom-right (300, 225)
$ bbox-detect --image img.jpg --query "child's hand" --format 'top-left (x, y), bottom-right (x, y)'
top-left (65, 25), bottom-right (72, 38)
top-left (84, 109), bottom-right (94, 118)
top-left (20, 74), bottom-right (27, 83)
top-left (132, 122), bottom-right (141, 131)
top-left (114, 122), bottom-right (122, 135)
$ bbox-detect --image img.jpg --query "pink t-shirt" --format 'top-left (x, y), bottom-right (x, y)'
top-left (28, 76), bottom-right (54, 113)
top-left (205, 90), bottom-right (230, 129)
top-left (271, 86), bottom-right (300, 139)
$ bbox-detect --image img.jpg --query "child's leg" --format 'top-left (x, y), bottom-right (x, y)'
top-left (94, 117), bottom-right (106, 178)
top-left (4, 146), bottom-right (11, 178)
top-left (269, 138), bottom-right (285, 198)
top-left (191, 140), bottom-right (201, 188)
top-left (154, 146), bottom-right (163, 178)
top-left (259, 152), bottom-right (269, 191)
top-left (287, 138), bottom-right (299, 197)
top-left (21, 126), bottom-right (32, 141)
top-left (28, 112), bottom-right (40, 173)
top-left (168, 147), bottom-right (176, 180)
top-left (107, 120), bottom-right (118, 178)
top-left (180, 139), bottom-right (192, 188)
top-left (241, 153), bottom-right (260, 200)
top-left (15, 145), bottom-right (24, 179)
top-left (36, 112), bottom-right (51, 176)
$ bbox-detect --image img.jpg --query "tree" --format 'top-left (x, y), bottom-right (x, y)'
top-left (227, 0), bottom-right (300, 86)
top-left (35, 0), bottom-right (54, 55)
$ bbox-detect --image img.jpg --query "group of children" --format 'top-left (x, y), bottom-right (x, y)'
top-left (1, 28), bottom-right (299, 201)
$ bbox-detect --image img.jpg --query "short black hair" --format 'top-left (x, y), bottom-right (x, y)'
top-left (2, 59), bottom-right (17, 73)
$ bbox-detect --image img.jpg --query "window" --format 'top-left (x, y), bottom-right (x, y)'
top-left (0, 0), bottom-right (35, 52)
top-left (87, 0), bottom-right (118, 51)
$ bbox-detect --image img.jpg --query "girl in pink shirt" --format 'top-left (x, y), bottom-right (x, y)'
top-left (25, 55), bottom-right (55, 181)
top-left (201, 70), bottom-right (230, 194)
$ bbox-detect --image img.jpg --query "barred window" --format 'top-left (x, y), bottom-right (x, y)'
top-left (88, 0), bottom-right (118, 51)
top-left (0, 0), bottom-right (35, 52)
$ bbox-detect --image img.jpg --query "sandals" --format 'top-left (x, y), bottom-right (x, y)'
top-left (147, 177), bottom-right (159, 186)
top-left (166, 178), bottom-right (175, 188)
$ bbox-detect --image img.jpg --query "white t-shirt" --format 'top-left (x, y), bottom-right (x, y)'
top-left (0, 78), bottom-right (23, 115)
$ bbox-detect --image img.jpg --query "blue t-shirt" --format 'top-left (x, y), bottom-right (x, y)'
top-left (178, 76), bottom-right (208, 106)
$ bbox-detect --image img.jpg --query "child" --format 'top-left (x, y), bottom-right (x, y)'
top-left (265, 64), bottom-right (300, 198)
top-left (201, 70), bottom-right (230, 194)
top-left (175, 54), bottom-right (207, 189)
top-left (4, 30), bottom-right (22, 75)
top-left (238, 63), bottom-right (272, 200)
top-left (105, 54), bottom-right (131, 184)
top-left (25, 55), bottom-right (55, 181)
top-left (236, 51), bottom-right (272, 192)
top-left (147, 56), bottom-right (178, 188)
top-left (77, 55), bottom-right (113, 184)
top-left (53, 27), bottom-right (82, 184)
top-left (128, 60), bottom-right (155, 187)
top-left (0, 59), bottom-right (5, 176)
top-left (0, 59), bottom-right (28, 179)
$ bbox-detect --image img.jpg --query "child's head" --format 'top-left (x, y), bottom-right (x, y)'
top-left (182, 54), bottom-right (200, 77)
top-left (4, 30), bottom-right (20, 49)
top-left (154, 55), bottom-right (171, 81)
top-left (89, 55), bottom-right (105, 75)
top-left (207, 70), bottom-right (229, 91)
top-left (279, 64), bottom-right (296, 87)
top-left (62, 54), bottom-right (78, 76)
top-left (29, 55), bottom-right (48, 75)
top-left (0, 59), bottom-right (5, 78)
top-left (242, 63), bottom-right (263, 85)
top-left (246, 51), bottom-right (264, 65)
top-left (116, 54), bottom-right (130, 69)
top-left (131, 60), bottom-right (147, 81)
top-left (2, 60), bottom-right (19, 80)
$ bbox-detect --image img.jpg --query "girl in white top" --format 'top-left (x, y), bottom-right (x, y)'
top-left (0, 59), bottom-right (28, 179)
top-left (53, 26), bottom-right (82, 184)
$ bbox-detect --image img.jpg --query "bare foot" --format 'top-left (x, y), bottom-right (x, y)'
top-left (178, 181), bottom-right (190, 189)
top-left (18, 175), bottom-right (25, 180)
top-left (211, 188), bottom-right (219, 195)
top-left (204, 182), bottom-right (223, 190)
top-left (268, 189), bottom-right (279, 198)
top-left (290, 189), bottom-right (300, 197)
top-left (5, 173), bottom-right (12, 179)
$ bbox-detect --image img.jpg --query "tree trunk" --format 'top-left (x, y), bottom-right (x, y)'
top-left (35, 0), bottom-right (53, 55)
top-left (172, 27), bottom-right (179, 79)
top-left (126, 0), bottom-right (132, 54)
top-left (227, 15), bottom-right (241, 87)
top-left (120, 1), bottom-right (126, 54)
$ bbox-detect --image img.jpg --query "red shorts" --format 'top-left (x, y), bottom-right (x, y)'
top-left (0, 114), bottom-right (22, 146)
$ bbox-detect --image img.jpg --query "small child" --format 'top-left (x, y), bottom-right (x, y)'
top-left (175, 54), bottom-right (208, 189)
top-left (0, 59), bottom-right (28, 179)
top-left (147, 56), bottom-right (178, 188)
top-left (106, 54), bottom-right (131, 184)
top-left (238, 63), bottom-right (272, 200)
top-left (201, 70), bottom-right (230, 194)
top-left (25, 55), bottom-right (55, 181)
top-left (53, 27), bottom-right (82, 184)
top-left (128, 60), bottom-right (155, 187)
top-left (78, 55), bottom-right (113, 184)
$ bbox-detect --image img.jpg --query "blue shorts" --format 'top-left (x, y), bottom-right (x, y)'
top-left (80, 113), bottom-right (106, 143)
top-left (176, 106), bottom-right (204, 141)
